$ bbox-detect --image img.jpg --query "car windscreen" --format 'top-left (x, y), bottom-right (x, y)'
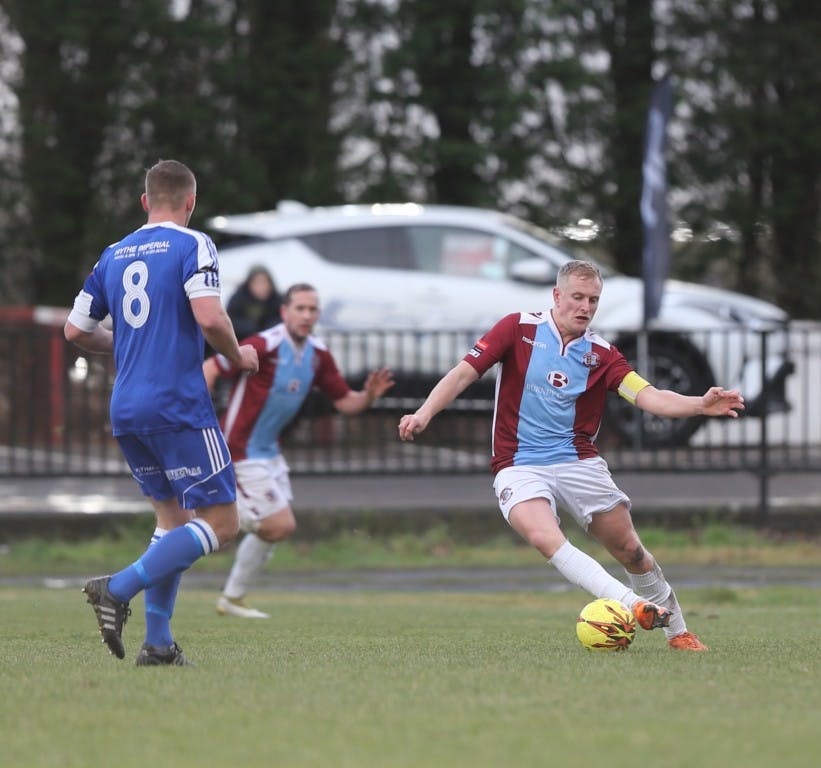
top-left (504, 217), bottom-right (616, 277)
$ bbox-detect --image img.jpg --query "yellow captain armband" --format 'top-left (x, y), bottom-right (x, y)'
top-left (617, 371), bottom-right (651, 405)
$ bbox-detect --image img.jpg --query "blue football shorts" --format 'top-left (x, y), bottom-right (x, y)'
top-left (492, 456), bottom-right (631, 530)
top-left (117, 426), bottom-right (237, 510)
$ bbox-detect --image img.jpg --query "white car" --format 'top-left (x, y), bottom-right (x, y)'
top-left (208, 201), bottom-right (793, 446)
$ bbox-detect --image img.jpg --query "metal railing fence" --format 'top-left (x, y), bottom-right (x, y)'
top-left (2, 323), bottom-right (819, 501)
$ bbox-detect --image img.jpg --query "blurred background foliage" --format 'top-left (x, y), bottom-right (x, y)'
top-left (0, 0), bottom-right (818, 316)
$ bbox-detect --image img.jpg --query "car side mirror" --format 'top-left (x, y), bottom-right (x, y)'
top-left (509, 258), bottom-right (555, 286)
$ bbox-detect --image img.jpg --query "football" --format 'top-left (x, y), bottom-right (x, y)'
top-left (576, 598), bottom-right (636, 651)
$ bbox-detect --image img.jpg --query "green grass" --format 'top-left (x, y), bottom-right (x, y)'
top-left (1, 585), bottom-right (819, 768)
top-left (1, 519), bottom-right (819, 576)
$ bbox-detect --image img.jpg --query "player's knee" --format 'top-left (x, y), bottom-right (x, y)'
top-left (624, 543), bottom-right (647, 568)
top-left (205, 506), bottom-right (240, 546)
top-left (273, 514), bottom-right (297, 541)
top-left (613, 540), bottom-right (652, 570)
top-left (257, 509), bottom-right (296, 542)
top-left (523, 529), bottom-right (563, 558)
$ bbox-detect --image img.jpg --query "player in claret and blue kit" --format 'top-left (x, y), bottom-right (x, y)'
top-left (64, 159), bottom-right (258, 665)
top-left (205, 283), bottom-right (394, 618)
top-left (400, 260), bottom-right (746, 651)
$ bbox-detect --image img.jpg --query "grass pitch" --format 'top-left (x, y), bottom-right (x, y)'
top-left (1, 584), bottom-right (818, 768)
top-left (2, 519), bottom-right (819, 576)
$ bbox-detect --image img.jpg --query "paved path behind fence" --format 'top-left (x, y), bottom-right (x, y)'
top-left (3, 470), bottom-right (820, 534)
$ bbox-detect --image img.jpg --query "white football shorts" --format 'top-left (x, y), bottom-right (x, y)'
top-left (234, 456), bottom-right (293, 533)
top-left (492, 457), bottom-right (631, 530)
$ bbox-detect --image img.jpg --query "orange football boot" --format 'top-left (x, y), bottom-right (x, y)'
top-left (632, 599), bottom-right (673, 630)
top-left (668, 631), bottom-right (709, 651)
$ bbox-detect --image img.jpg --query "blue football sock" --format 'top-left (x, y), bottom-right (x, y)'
top-left (144, 572), bottom-right (182, 647)
top-left (109, 520), bottom-right (218, 602)
top-left (142, 528), bottom-right (181, 648)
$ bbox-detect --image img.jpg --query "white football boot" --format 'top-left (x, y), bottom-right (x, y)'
top-left (216, 595), bottom-right (269, 619)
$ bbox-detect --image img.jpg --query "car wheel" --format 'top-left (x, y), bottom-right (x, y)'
top-left (605, 333), bottom-right (715, 448)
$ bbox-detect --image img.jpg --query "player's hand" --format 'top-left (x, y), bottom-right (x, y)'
top-left (702, 386), bottom-right (745, 417)
top-left (238, 344), bottom-right (259, 374)
top-left (365, 367), bottom-right (395, 401)
top-left (398, 412), bottom-right (429, 441)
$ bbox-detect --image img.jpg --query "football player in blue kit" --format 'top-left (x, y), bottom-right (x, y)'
top-left (65, 159), bottom-right (259, 665)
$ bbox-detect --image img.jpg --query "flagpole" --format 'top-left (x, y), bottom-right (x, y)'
top-left (638, 73), bottom-right (674, 445)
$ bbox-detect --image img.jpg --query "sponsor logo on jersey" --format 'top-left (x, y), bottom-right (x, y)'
top-left (546, 370), bottom-right (569, 388)
top-left (521, 335), bottom-right (547, 349)
top-left (137, 240), bottom-right (171, 255)
top-left (165, 465), bottom-right (203, 481)
top-left (134, 464), bottom-right (162, 476)
top-left (287, 379), bottom-right (302, 393)
top-left (468, 339), bottom-right (489, 358)
top-left (113, 244), bottom-right (139, 259)
top-left (525, 381), bottom-right (574, 403)
top-left (582, 351), bottom-right (601, 369)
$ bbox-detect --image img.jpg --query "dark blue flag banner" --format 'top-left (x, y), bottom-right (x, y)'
top-left (641, 74), bottom-right (673, 327)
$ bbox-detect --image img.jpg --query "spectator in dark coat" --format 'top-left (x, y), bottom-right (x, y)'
top-left (227, 266), bottom-right (282, 340)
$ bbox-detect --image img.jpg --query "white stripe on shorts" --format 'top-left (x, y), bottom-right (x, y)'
top-left (203, 427), bottom-right (228, 473)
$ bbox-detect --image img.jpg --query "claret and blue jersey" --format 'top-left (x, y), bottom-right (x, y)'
top-left (216, 324), bottom-right (350, 461)
top-left (463, 311), bottom-right (638, 473)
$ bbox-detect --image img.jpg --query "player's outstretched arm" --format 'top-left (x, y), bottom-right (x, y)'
top-left (398, 361), bottom-right (479, 441)
top-left (635, 384), bottom-right (745, 419)
top-left (363, 367), bottom-right (395, 400)
top-left (334, 367), bottom-right (395, 415)
top-left (700, 386), bottom-right (745, 417)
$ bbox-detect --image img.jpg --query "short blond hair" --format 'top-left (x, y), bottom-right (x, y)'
top-left (557, 260), bottom-right (602, 287)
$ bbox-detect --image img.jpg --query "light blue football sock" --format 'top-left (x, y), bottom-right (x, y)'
top-left (109, 520), bottom-right (218, 602)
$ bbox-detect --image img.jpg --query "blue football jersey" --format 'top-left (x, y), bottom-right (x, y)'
top-left (68, 222), bottom-right (222, 435)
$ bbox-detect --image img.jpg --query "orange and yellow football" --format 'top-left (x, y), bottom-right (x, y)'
top-left (576, 598), bottom-right (636, 651)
